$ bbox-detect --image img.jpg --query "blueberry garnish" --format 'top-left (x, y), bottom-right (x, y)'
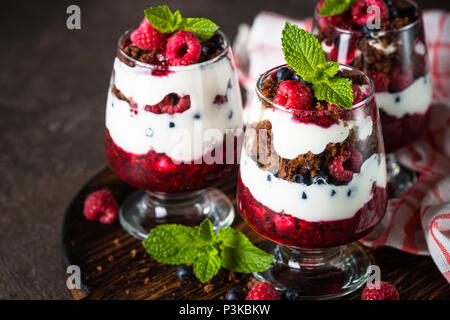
top-left (176, 265), bottom-right (192, 281)
top-left (312, 171), bottom-right (328, 185)
top-left (169, 122), bottom-right (175, 128)
top-left (145, 128), bottom-right (154, 137)
top-left (284, 288), bottom-right (299, 300)
top-left (202, 34), bottom-right (224, 56)
top-left (228, 110), bottom-right (233, 119)
top-left (209, 33), bottom-right (224, 47)
top-left (302, 192), bottom-right (307, 200)
top-left (293, 173), bottom-right (309, 185)
top-left (395, 96), bottom-right (401, 103)
top-left (193, 113), bottom-right (201, 119)
top-left (276, 67), bottom-right (294, 81)
top-left (267, 174), bottom-right (271, 182)
top-left (225, 287), bottom-right (245, 300)
top-left (331, 190), bottom-right (336, 197)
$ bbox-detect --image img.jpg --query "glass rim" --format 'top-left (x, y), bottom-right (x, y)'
top-left (255, 64), bottom-right (375, 114)
top-left (314, 0), bottom-right (422, 36)
top-left (116, 29), bottom-right (231, 70)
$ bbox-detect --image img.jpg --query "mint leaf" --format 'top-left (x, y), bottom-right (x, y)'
top-left (143, 224), bottom-right (199, 264)
top-left (281, 22), bottom-right (325, 83)
top-left (198, 218), bottom-right (215, 243)
top-left (320, 0), bottom-right (358, 17)
top-left (144, 5), bottom-right (180, 33)
top-left (311, 61), bottom-right (340, 83)
top-left (313, 77), bottom-right (354, 109)
top-left (182, 18), bottom-right (219, 42)
top-left (193, 245), bottom-right (221, 283)
top-left (218, 228), bottom-right (274, 273)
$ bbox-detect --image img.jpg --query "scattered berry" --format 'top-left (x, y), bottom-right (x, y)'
top-left (362, 281), bottom-right (399, 300)
top-left (275, 67), bottom-right (294, 81)
top-left (284, 288), bottom-right (299, 300)
top-left (176, 265), bottom-right (192, 281)
top-left (201, 33), bottom-right (224, 56)
top-left (225, 287), bottom-right (245, 300)
top-left (366, 70), bottom-right (390, 92)
top-left (165, 31), bottom-right (201, 66)
top-left (246, 282), bottom-right (280, 300)
top-left (389, 65), bottom-right (414, 92)
top-left (83, 189), bottom-right (118, 224)
top-left (352, 0), bottom-right (389, 26)
top-left (274, 80), bottom-right (313, 110)
top-left (145, 93), bottom-right (191, 114)
top-left (130, 18), bottom-right (167, 51)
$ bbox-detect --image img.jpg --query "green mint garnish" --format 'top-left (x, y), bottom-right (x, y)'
top-left (319, 0), bottom-right (358, 17)
top-left (144, 5), bottom-right (219, 42)
top-left (143, 219), bottom-right (274, 283)
top-left (281, 22), bottom-right (354, 109)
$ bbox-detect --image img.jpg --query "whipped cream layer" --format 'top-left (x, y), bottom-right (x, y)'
top-left (106, 56), bottom-right (243, 162)
top-left (240, 152), bottom-right (386, 222)
top-left (375, 74), bottom-right (432, 118)
top-left (248, 97), bottom-right (373, 159)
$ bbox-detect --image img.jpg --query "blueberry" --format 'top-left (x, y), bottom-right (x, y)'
top-left (225, 287), bottom-right (245, 300)
top-left (177, 265), bottom-right (192, 281)
top-left (267, 174), bottom-right (271, 182)
top-left (209, 33), bottom-right (224, 47)
top-left (276, 67), bottom-right (293, 81)
top-left (302, 192), bottom-right (307, 200)
top-left (169, 122), bottom-right (175, 128)
top-left (395, 96), bottom-right (401, 103)
top-left (145, 128), bottom-right (154, 137)
top-left (293, 174), bottom-right (310, 185)
top-left (331, 190), bottom-right (337, 197)
top-left (284, 288), bottom-right (299, 300)
top-left (312, 171), bottom-right (328, 185)
top-left (193, 113), bottom-right (201, 119)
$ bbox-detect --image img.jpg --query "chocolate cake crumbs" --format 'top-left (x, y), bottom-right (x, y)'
top-left (113, 238), bottom-right (121, 247)
top-left (144, 277), bottom-right (150, 285)
top-left (130, 249), bottom-right (137, 258)
top-left (203, 284), bottom-right (214, 294)
top-left (96, 265), bottom-right (103, 272)
top-left (107, 255), bottom-right (114, 262)
top-left (259, 76), bottom-right (280, 105)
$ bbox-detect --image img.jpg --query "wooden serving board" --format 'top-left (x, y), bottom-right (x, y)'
top-left (62, 168), bottom-right (450, 300)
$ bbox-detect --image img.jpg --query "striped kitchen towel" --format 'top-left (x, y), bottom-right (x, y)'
top-left (233, 10), bottom-right (450, 282)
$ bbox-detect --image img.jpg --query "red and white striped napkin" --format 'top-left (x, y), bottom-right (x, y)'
top-left (233, 10), bottom-right (450, 282)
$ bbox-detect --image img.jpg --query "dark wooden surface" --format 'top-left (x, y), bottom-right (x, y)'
top-left (61, 168), bottom-right (450, 300)
top-left (1, 0), bottom-right (450, 300)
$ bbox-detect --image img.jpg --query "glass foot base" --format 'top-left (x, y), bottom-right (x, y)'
top-left (387, 154), bottom-right (419, 198)
top-left (119, 188), bottom-right (235, 240)
top-left (253, 242), bottom-right (371, 299)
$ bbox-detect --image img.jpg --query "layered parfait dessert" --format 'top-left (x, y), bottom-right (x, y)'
top-left (105, 6), bottom-right (243, 194)
top-left (237, 24), bottom-right (388, 249)
top-left (314, 0), bottom-right (431, 152)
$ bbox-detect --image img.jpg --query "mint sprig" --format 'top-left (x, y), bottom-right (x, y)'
top-left (319, 0), bottom-right (358, 17)
top-left (144, 5), bottom-right (219, 42)
top-left (281, 22), bottom-right (354, 109)
top-left (143, 219), bottom-right (274, 283)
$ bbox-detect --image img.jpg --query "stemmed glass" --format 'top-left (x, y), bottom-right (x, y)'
top-left (237, 64), bottom-right (388, 299)
top-left (312, 0), bottom-right (431, 197)
top-left (105, 30), bottom-right (243, 239)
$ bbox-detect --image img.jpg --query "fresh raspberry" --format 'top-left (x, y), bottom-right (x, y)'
top-left (366, 70), bottom-right (390, 92)
top-left (362, 281), bottom-right (399, 300)
top-left (389, 65), bottom-right (414, 92)
top-left (130, 18), bottom-right (168, 51)
top-left (329, 152), bottom-right (353, 181)
top-left (352, 84), bottom-right (364, 104)
top-left (83, 189), bottom-right (118, 224)
top-left (273, 214), bottom-right (297, 237)
top-left (352, 0), bottom-right (389, 26)
top-left (274, 80), bottom-right (313, 110)
top-left (294, 110), bottom-right (339, 128)
top-left (145, 94), bottom-right (191, 114)
top-left (246, 282), bottom-right (280, 300)
top-left (317, 0), bottom-right (350, 33)
top-left (165, 31), bottom-right (201, 66)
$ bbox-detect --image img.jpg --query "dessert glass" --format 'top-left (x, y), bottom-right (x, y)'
top-left (237, 64), bottom-right (388, 298)
top-left (105, 30), bottom-right (243, 239)
top-left (313, 0), bottom-right (431, 197)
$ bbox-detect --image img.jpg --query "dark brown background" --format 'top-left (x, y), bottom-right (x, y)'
top-left (1, 0), bottom-right (449, 300)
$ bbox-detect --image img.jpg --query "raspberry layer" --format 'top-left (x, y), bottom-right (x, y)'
top-left (237, 174), bottom-right (387, 248)
top-left (105, 129), bottom-right (238, 193)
